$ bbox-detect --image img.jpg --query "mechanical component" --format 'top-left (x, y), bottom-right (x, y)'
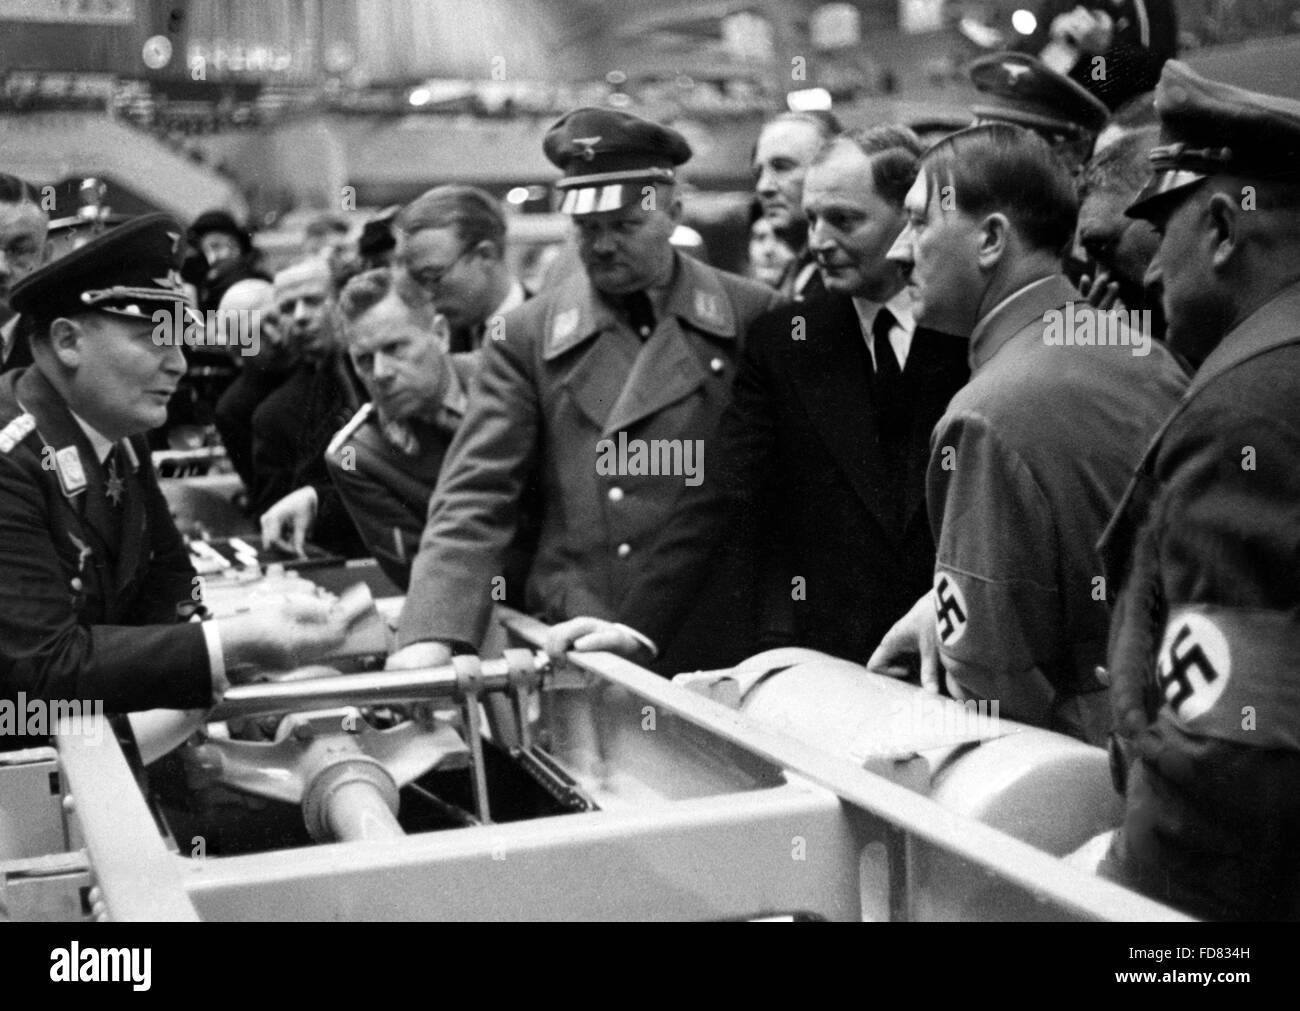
top-left (453, 655), bottom-right (492, 824)
top-left (5, 615), bottom-right (1188, 922)
top-left (208, 652), bottom-right (548, 722)
top-left (681, 649), bottom-right (1123, 858)
top-left (300, 753), bottom-right (402, 844)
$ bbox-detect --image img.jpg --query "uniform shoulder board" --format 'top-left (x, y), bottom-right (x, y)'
top-left (327, 402), bottom-right (375, 458)
top-left (0, 413), bottom-right (36, 454)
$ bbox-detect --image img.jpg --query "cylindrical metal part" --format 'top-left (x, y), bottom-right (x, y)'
top-left (209, 654), bottom-right (546, 722)
top-left (325, 780), bottom-right (405, 843)
top-left (301, 756), bottom-right (403, 843)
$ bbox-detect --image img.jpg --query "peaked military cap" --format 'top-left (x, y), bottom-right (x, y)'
top-left (1127, 60), bottom-right (1300, 219)
top-left (11, 212), bottom-right (199, 323)
top-left (969, 51), bottom-right (1109, 140)
top-left (544, 107), bottom-right (692, 215)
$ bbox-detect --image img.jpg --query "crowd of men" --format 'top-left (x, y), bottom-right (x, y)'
top-left (1, 46), bottom-right (1297, 921)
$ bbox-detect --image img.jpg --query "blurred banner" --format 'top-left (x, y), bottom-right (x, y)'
top-left (900, 0), bottom-right (944, 35)
top-left (0, 0), bottom-right (134, 23)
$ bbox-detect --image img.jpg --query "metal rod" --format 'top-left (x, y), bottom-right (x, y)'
top-left (210, 654), bottom-right (546, 722)
top-left (455, 656), bottom-right (493, 825)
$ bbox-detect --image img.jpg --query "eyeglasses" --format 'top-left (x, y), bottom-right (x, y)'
top-left (407, 246), bottom-right (473, 292)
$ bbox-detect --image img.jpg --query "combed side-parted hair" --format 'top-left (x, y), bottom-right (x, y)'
top-left (395, 184), bottom-right (507, 253)
top-left (819, 125), bottom-right (927, 209)
top-left (338, 266), bottom-right (430, 323)
top-left (766, 109), bottom-right (844, 140)
top-left (921, 123), bottom-right (1078, 256)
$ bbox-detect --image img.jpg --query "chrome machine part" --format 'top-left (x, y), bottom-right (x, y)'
top-left (300, 753), bottom-right (403, 844)
top-left (187, 707), bottom-right (469, 808)
top-left (207, 653), bottom-right (548, 722)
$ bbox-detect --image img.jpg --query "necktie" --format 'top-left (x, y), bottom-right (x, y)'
top-left (872, 307), bottom-right (904, 441)
top-left (620, 291), bottom-right (656, 341)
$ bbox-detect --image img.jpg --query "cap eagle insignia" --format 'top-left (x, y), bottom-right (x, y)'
top-left (572, 136), bottom-right (602, 161)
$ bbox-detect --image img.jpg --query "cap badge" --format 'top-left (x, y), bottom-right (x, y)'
top-left (153, 268), bottom-right (185, 291)
top-left (572, 136), bottom-right (602, 161)
top-left (1002, 63), bottom-right (1030, 87)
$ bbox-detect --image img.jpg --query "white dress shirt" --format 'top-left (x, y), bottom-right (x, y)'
top-left (852, 288), bottom-right (918, 373)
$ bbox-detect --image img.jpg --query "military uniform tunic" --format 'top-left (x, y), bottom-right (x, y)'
top-left (0, 367), bottom-right (210, 751)
top-left (397, 252), bottom-right (779, 669)
top-left (927, 275), bottom-right (1187, 743)
top-left (1099, 277), bottom-right (1300, 920)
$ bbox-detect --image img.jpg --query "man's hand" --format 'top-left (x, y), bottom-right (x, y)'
top-left (544, 617), bottom-right (655, 666)
top-left (385, 640), bottom-right (454, 671)
top-left (1080, 270), bottom-right (1123, 311)
top-left (1050, 6), bottom-right (1114, 54)
top-left (868, 589), bottom-right (943, 691)
top-left (260, 486), bottom-right (318, 557)
top-left (219, 593), bottom-right (352, 676)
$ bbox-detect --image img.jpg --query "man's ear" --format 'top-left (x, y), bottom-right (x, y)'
top-left (48, 317), bottom-right (84, 369)
top-left (976, 212), bottom-right (1011, 270)
top-left (431, 312), bottom-right (451, 347)
top-left (40, 237), bottom-right (53, 267)
top-left (1205, 190), bottom-right (1240, 271)
top-left (667, 193), bottom-right (684, 225)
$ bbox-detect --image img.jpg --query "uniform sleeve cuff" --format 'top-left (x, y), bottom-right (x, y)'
top-left (202, 620), bottom-right (230, 705)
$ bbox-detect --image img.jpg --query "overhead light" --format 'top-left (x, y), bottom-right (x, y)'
top-left (142, 35), bottom-right (173, 70)
top-left (408, 87), bottom-right (432, 107)
top-left (1011, 10), bottom-right (1038, 35)
top-left (786, 88), bottom-right (832, 112)
top-left (505, 187), bottom-right (531, 205)
top-left (958, 16), bottom-right (1006, 49)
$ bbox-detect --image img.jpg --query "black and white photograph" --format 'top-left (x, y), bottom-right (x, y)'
top-left (0, 0), bottom-right (1296, 955)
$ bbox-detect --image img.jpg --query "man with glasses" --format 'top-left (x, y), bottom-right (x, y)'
top-left (0, 173), bottom-right (51, 374)
top-left (386, 108), bottom-right (779, 675)
top-left (395, 185), bottom-right (528, 354)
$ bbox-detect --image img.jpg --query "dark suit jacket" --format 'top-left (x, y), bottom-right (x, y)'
top-left (620, 294), bottom-right (969, 665)
top-left (0, 367), bottom-right (210, 750)
top-left (250, 353), bottom-right (366, 556)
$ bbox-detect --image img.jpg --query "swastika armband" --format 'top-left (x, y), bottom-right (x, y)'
top-left (933, 571), bottom-right (968, 646)
top-left (1155, 605), bottom-right (1300, 752)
